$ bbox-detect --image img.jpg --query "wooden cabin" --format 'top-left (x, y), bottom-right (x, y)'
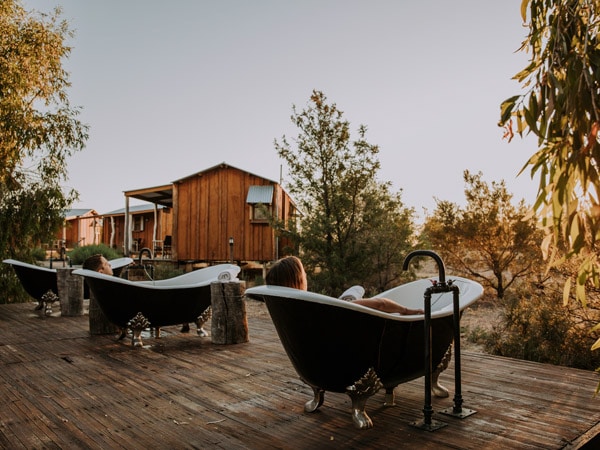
top-left (101, 203), bottom-right (172, 255)
top-left (55, 208), bottom-right (101, 251)
top-left (123, 163), bottom-right (298, 265)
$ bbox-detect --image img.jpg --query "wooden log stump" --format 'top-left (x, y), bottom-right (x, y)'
top-left (57, 268), bottom-right (84, 316)
top-left (88, 290), bottom-right (119, 335)
top-left (210, 281), bottom-right (248, 345)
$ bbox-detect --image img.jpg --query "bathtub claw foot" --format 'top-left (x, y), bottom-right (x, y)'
top-left (384, 387), bottom-right (396, 406)
top-left (345, 368), bottom-right (383, 429)
top-left (432, 345), bottom-right (452, 398)
top-left (117, 328), bottom-right (127, 340)
top-left (195, 307), bottom-right (212, 336)
top-left (432, 377), bottom-right (449, 398)
top-left (132, 329), bottom-right (144, 347)
top-left (197, 327), bottom-right (208, 337)
top-left (127, 312), bottom-right (151, 347)
top-left (40, 290), bottom-right (58, 317)
top-left (304, 384), bottom-right (325, 413)
top-left (351, 407), bottom-right (373, 429)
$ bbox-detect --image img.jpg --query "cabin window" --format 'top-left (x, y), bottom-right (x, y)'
top-left (132, 215), bottom-right (145, 232)
top-left (251, 203), bottom-right (270, 221)
top-left (247, 185), bottom-right (274, 223)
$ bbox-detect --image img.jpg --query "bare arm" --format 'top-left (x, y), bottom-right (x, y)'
top-left (352, 297), bottom-right (424, 315)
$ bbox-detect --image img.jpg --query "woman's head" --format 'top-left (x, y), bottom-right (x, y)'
top-left (265, 256), bottom-right (307, 290)
top-left (82, 254), bottom-right (113, 275)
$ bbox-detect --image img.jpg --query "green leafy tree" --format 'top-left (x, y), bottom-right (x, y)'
top-left (422, 170), bottom-right (543, 299)
top-left (0, 1), bottom-right (88, 302)
top-left (357, 181), bottom-right (416, 294)
top-left (499, 1), bottom-right (600, 354)
top-left (275, 90), bottom-right (416, 295)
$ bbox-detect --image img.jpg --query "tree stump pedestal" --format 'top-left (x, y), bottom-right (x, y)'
top-left (210, 281), bottom-right (248, 344)
top-left (88, 291), bottom-right (119, 335)
top-left (57, 268), bottom-right (84, 317)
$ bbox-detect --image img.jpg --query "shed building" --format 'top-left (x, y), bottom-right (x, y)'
top-left (123, 162), bottom-right (298, 265)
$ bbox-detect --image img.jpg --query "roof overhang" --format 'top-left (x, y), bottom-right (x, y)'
top-left (124, 184), bottom-right (173, 208)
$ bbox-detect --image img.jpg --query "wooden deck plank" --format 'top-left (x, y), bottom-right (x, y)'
top-left (0, 300), bottom-right (598, 449)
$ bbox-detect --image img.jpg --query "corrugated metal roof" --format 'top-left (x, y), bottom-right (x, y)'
top-left (103, 203), bottom-right (164, 215)
top-left (64, 208), bottom-right (96, 219)
top-left (246, 185), bottom-right (274, 204)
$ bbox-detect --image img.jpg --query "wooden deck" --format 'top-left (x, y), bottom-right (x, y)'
top-left (0, 300), bottom-right (599, 449)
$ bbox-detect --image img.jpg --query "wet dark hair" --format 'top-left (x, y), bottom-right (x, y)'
top-left (82, 254), bottom-right (105, 272)
top-left (265, 256), bottom-right (305, 289)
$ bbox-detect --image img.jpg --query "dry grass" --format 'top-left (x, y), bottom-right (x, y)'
top-left (460, 299), bottom-right (503, 352)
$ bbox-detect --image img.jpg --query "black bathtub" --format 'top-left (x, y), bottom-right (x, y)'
top-left (3, 257), bottom-right (133, 307)
top-left (245, 276), bottom-right (483, 428)
top-left (73, 264), bottom-right (240, 346)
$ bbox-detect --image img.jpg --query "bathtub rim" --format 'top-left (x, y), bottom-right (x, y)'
top-left (73, 263), bottom-right (240, 290)
top-left (245, 276), bottom-right (483, 321)
top-left (135, 264), bottom-right (240, 286)
top-left (3, 258), bottom-right (57, 273)
top-left (107, 257), bottom-right (134, 270)
top-left (3, 257), bottom-right (134, 272)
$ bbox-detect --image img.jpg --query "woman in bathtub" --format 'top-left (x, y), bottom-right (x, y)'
top-left (265, 256), bottom-right (423, 315)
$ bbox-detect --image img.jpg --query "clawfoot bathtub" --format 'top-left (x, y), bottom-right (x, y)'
top-left (73, 264), bottom-right (240, 346)
top-left (244, 276), bottom-right (483, 429)
top-left (3, 258), bottom-right (133, 313)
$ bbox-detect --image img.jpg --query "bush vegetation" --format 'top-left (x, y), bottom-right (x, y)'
top-left (467, 283), bottom-right (600, 371)
top-left (68, 244), bottom-right (122, 266)
top-left (31, 247), bottom-right (47, 261)
top-left (153, 264), bottom-right (184, 280)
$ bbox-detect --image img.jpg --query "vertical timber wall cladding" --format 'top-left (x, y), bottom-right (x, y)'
top-left (175, 165), bottom-right (279, 262)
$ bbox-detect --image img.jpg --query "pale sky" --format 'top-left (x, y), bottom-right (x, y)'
top-left (24, 0), bottom-right (537, 220)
